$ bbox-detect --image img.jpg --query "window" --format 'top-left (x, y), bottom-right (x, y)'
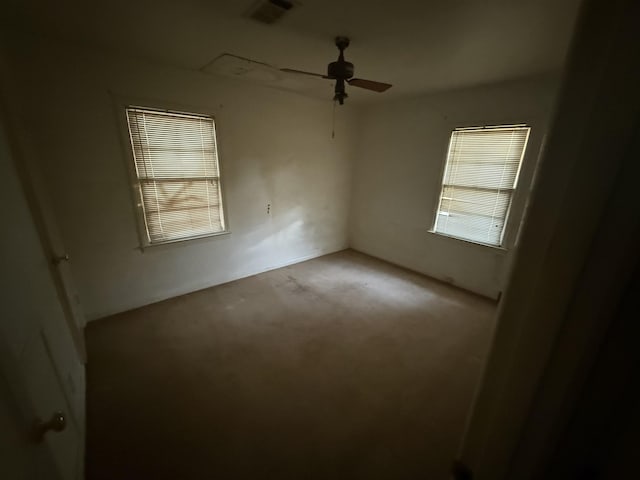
top-left (432, 125), bottom-right (531, 247)
top-left (125, 107), bottom-right (226, 245)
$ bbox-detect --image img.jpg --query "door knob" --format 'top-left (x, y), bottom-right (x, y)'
top-left (52, 254), bottom-right (70, 265)
top-left (34, 411), bottom-right (66, 442)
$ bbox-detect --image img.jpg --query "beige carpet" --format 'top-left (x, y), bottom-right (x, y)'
top-left (86, 249), bottom-right (496, 480)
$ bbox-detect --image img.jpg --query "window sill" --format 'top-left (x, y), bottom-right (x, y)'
top-left (139, 230), bottom-right (230, 252)
top-left (427, 229), bottom-right (508, 253)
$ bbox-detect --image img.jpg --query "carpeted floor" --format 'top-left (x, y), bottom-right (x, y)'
top-left (86, 249), bottom-right (496, 480)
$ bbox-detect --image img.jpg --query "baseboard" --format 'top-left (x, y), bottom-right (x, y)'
top-left (348, 246), bottom-right (499, 301)
top-left (89, 245), bottom-right (349, 321)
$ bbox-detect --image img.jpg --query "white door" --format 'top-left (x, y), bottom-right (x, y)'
top-left (6, 92), bottom-right (88, 363)
top-left (0, 113), bottom-right (84, 478)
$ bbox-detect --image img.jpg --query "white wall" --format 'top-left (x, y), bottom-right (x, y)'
top-left (349, 77), bottom-right (559, 298)
top-left (6, 32), bottom-right (561, 319)
top-left (8, 37), bottom-right (357, 320)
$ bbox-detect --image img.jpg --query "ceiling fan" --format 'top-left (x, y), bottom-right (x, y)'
top-left (280, 36), bottom-right (392, 105)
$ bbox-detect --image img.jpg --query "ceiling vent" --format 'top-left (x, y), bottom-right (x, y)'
top-left (246, 0), bottom-right (295, 24)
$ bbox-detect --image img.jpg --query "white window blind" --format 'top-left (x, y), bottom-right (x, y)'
top-left (433, 125), bottom-right (531, 246)
top-left (126, 107), bottom-right (226, 245)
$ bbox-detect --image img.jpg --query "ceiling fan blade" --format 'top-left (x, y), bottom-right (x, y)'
top-left (280, 68), bottom-right (331, 79)
top-left (347, 78), bottom-right (392, 92)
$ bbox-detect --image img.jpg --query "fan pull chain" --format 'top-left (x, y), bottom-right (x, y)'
top-left (332, 99), bottom-right (336, 139)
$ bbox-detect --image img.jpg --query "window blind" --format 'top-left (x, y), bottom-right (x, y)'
top-left (126, 107), bottom-right (226, 244)
top-left (433, 126), bottom-right (530, 246)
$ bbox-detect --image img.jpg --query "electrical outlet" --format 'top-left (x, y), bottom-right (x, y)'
top-left (267, 203), bottom-right (271, 214)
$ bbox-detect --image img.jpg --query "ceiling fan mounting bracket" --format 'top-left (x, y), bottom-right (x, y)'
top-left (335, 36), bottom-right (350, 51)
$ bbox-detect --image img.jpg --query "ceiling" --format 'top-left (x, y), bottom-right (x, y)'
top-left (5, 0), bottom-right (582, 103)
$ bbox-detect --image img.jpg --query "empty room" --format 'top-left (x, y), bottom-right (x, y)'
top-left (6, 0), bottom-right (638, 479)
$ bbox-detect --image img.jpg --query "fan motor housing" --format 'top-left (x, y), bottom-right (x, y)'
top-left (327, 61), bottom-right (354, 79)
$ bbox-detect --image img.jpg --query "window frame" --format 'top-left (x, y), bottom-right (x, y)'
top-left (115, 98), bottom-right (231, 250)
top-left (429, 124), bottom-right (532, 249)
